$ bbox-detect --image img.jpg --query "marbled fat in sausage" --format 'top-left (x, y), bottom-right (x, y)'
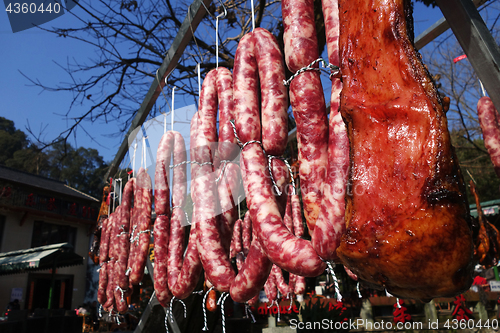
top-left (97, 261), bottom-right (108, 304)
top-left (230, 236), bottom-right (273, 303)
top-left (282, 0), bottom-right (319, 72)
top-left (170, 206), bottom-right (203, 299)
top-left (234, 33), bottom-right (261, 143)
top-left (242, 211), bottom-right (252, 256)
top-left (116, 179), bottom-right (135, 290)
top-left (289, 71), bottom-right (328, 232)
top-left (217, 67), bottom-right (238, 161)
top-left (254, 28), bottom-right (288, 156)
top-left (230, 218), bottom-right (243, 258)
top-left (478, 96), bottom-right (500, 178)
top-left (129, 170), bottom-right (152, 285)
top-left (312, 109), bottom-right (348, 261)
top-left (240, 143), bottom-right (325, 276)
top-left (153, 215), bottom-right (172, 306)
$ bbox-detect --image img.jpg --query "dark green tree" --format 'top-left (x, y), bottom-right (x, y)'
top-left (0, 117), bottom-right (47, 174)
top-left (44, 142), bottom-right (108, 198)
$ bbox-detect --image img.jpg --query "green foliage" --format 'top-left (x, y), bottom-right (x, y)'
top-left (414, 0), bottom-right (437, 7)
top-left (0, 116), bottom-right (108, 199)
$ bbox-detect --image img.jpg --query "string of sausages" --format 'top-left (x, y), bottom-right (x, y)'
top-left (96, 0), bottom-right (348, 323)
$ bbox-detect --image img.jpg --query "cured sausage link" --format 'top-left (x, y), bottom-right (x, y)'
top-left (478, 96), bottom-right (500, 177)
top-left (230, 218), bottom-right (243, 258)
top-left (241, 143), bottom-right (325, 276)
top-left (170, 206), bottom-right (203, 299)
top-left (282, 0), bottom-right (328, 232)
top-left (154, 215), bottom-right (172, 306)
top-left (99, 217), bottom-right (111, 265)
top-left (116, 179), bottom-right (136, 290)
top-left (194, 68), bottom-right (235, 292)
top-left (194, 164), bottom-right (236, 292)
top-left (230, 234), bottom-right (273, 303)
top-left (282, 0), bottom-right (319, 72)
top-left (242, 211), bottom-right (252, 256)
top-left (217, 68), bottom-right (238, 161)
top-left (154, 130), bottom-right (174, 307)
top-left (289, 71), bottom-right (329, 232)
top-left (254, 28), bottom-right (288, 156)
top-left (312, 110), bottom-right (348, 261)
top-left (217, 162), bottom-right (241, 251)
top-left (97, 261), bottom-right (108, 305)
top-left (234, 33), bottom-right (261, 143)
top-left (129, 170), bottom-right (153, 285)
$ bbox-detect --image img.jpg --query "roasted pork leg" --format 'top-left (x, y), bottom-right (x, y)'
top-left (335, 0), bottom-right (474, 300)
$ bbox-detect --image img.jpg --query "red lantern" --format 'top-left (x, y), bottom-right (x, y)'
top-left (47, 198), bottom-right (56, 211)
top-left (69, 203), bottom-right (77, 216)
top-left (25, 193), bottom-right (35, 206)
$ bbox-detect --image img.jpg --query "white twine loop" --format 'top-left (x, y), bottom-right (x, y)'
top-left (202, 287), bottom-right (215, 331)
top-left (283, 58), bottom-right (340, 87)
top-left (245, 304), bottom-right (256, 323)
top-left (164, 311), bottom-right (170, 333)
top-left (357, 281), bottom-right (362, 298)
top-left (287, 293), bottom-right (294, 312)
top-left (169, 296), bottom-right (187, 324)
top-left (326, 262), bottom-right (342, 302)
top-left (217, 292), bottom-right (230, 333)
top-left (115, 286), bottom-right (126, 303)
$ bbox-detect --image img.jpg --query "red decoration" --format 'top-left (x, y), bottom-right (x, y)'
top-left (452, 294), bottom-right (473, 321)
top-left (47, 198), bottom-right (56, 211)
top-left (393, 299), bottom-right (411, 323)
top-left (82, 206), bottom-right (88, 218)
top-left (25, 193), bottom-right (35, 206)
top-left (69, 203), bottom-right (77, 216)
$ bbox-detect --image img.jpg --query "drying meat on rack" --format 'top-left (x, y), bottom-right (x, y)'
top-left (335, 0), bottom-right (474, 300)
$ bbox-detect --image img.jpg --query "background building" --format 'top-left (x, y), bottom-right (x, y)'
top-left (0, 165), bottom-right (100, 312)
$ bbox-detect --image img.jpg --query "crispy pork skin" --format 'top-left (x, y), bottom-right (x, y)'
top-left (336, 0), bottom-right (474, 300)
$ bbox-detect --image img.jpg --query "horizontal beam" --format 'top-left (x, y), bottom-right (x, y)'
top-left (436, 0), bottom-right (500, 111)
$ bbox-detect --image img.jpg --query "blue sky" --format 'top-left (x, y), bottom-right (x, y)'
top-left (0, 1), bottom-right (444, 164)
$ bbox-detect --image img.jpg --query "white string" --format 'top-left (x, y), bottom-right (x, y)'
top-left (142, 136), bottom-right (146, 170)
top-left (287, 293), bottom-right (294, 312)
top-left (171, 86), bottom-right (176, 131)
top-left (357, 282), bottom-right (362, 298)
top-left (250, 0), bottom-right (255, 31)
top-left (116, 178), bottom-right (123, 205)
top-left (133, 143), bottom-right (138, 177)
top-left (215, 4), bottom-right (226, 69)
top-left (479, 79), bottom-right (486, 97)
top-left (202, 287), bottom-right (214, 331)
top-left (276, 299), bottom-right (281, 322)
top-left (197, 63), bottom-right (201, 99)
top-left (237, 195), bottom-right (241, 218)
top-left (217, 293), bottom-right (230, 333)
top-left (164, 310), bottom-right (170, 333)
top-left (216, 16), bottom-right (220, 68)
top-left (326, 262), bottom-right (342, 302)
top-left (164, 110), bottom-right (167, 134)
top-left (245, 304), bottom-right (256, 323)
top-left (396, 298), bottom-right (402, 309)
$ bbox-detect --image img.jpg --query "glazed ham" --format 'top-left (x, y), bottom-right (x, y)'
top-left (335, 0), bottom-right (474, 299)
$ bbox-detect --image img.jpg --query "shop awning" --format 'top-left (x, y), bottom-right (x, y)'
top-left (0, 242), bottom-right (84, 275)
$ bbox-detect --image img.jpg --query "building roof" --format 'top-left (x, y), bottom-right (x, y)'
top-left (0, 166), bottom-right (98, 203)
